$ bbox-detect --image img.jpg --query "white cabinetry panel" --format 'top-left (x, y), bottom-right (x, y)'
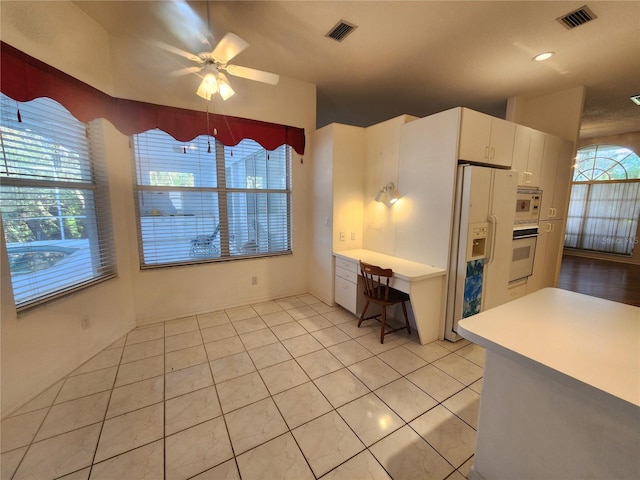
top-left (512, 125), bottom-right (545, 187)
top-left (459, 108), bottom-right (516, 168)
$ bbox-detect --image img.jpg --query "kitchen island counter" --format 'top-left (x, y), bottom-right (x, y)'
top-left (458, 287), bottom-right (640, 479)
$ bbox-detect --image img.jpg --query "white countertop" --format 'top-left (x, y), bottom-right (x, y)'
top-left (334, 249), bottom-right (446, 281)
top-left (458, 287), bottom-right (640, 407)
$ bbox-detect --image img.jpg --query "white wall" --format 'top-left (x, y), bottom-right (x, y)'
top-left (363, 115), bottom-right (416, 255)
top-left (395, 109), bottom-right (461, 268)
top-left (506, 86), bottom-right (586, 143)
top-left (0, 120), bottom-right (138, 418)
top-left (1, 1), bottom-right (316, 417)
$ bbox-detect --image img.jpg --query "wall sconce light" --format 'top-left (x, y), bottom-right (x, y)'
top-left (375, 182), bottom-right (400, 206)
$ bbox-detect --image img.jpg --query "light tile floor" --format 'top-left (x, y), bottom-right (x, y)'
top-left (1, 294), bottom-right (484, 480)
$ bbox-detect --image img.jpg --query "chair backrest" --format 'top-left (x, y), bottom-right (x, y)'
top-left (360, 261), bottom-right (393, 301)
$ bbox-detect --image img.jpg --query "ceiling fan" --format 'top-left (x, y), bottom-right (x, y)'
top-left (162, 32), bottom-right (280, 101)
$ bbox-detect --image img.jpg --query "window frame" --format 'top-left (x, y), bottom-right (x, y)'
top-left (131, 130), bottom-right (292, 268)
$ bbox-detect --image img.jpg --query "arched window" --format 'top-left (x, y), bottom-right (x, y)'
top-left (565, 145), bottom-right (640, 255)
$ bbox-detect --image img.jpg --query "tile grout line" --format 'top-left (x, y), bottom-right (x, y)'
top-left (83, 337), bottom-right (128, 478)
top-left (4, 296), bottom-right (482, 479)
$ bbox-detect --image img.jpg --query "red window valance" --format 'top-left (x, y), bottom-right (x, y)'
top-left (1, 42), bottom-right (305, 155)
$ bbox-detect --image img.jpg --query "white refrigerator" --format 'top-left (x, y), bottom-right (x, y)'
top-left (445, 165), bottom-right (518, 341)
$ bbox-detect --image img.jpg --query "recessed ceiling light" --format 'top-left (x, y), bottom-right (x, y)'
top-left (533, 52), bottom-right (555, 62)
top-left (631, 95), bottom-right (640, 106)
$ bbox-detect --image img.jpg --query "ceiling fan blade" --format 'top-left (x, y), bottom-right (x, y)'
top-left (147, 39), bottom-right (201, 63)
top-left (226, 64), bottom-right (280, 85)
top-left (170, 66), bottom-right (202, 77)
top-left (212, 32), bottom-right (249, 64)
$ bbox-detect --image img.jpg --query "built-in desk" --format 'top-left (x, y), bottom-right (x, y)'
top-left (458, 288), bottom-right (640, 479)
top-left (333, 249), bottom-right (446, 344)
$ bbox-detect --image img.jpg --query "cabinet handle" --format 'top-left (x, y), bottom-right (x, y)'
top-left (490, 147), bottom-right (495, 159)
top-left (546, 223), bottom-right (553, 233)
top-left (485, 146), bottom-right (490, 159)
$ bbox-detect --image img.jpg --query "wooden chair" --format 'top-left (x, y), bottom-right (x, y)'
top-left (358, 261), bottom-right (411, 343)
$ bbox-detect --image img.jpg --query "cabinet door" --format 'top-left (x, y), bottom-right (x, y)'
top-left (512, 125), bottom-right (531, 185)
top-left (459, 109), bottom-right (515, 167)
top-left (551, 139), bottom-right (575, 220)
top-left (541, 220), bottom-right (564, 288)
top-left (539, 135), bottom-right (562, 220)
top-left (488, 117), bottom-right (516, 168)
top-left (334, 275), bottom-right (357, 314)
top-left (526, 220), bottom-right (565, 294)
top-left (459, 108), bottom-right (492, 163)
top-left (526, 130), bottom-right (545, 188)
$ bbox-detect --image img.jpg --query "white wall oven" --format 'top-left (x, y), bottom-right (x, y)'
top-left (509, 188), bottom-right (543, 282)
top-left (509, 226), bottom-right (540, 282)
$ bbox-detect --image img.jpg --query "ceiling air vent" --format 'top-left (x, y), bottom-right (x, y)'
top-left (326, 20), bottom-right (357, 42)
top-left (557, 5), bottom-right (597, 29)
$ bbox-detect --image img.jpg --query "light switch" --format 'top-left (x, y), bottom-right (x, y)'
top-left (339, 232), bottom-right (345, 241)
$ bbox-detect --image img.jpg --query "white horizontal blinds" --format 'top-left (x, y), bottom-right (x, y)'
top-left (133, 130), bottom-right (220, 265)
top-left (224, 141), bottom-right (291, 256)
top-left (0, 94), bottom-right (116, 309)
top-left (132, 131), bottom-right (291, 266)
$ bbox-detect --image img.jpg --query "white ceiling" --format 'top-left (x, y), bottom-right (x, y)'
top-left (73, 1), bottom-right (640, 138)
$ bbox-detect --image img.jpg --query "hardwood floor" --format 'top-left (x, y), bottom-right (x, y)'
top-left (558, 254), bottom-right (640, 307)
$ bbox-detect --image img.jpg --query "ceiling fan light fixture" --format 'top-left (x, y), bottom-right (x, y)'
top-left (217, 73), bottom-right (235, 101)
top-left (196, 72), bottom-right (218, 100)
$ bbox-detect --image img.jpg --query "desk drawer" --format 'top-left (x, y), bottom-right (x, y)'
top-left (336, 266), bottom-right (357, 283)
top-left (335, 257), bottom-right (359, 274)
top-left (335, 275), bottom-right (357, 314)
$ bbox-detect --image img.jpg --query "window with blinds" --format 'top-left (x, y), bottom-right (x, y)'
top-left (0, 94), bottom-right (116, 310)
top-left (132, 129), bottom-right (292, 267)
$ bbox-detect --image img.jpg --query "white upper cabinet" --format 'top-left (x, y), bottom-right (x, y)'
top-left (552, 139), bottom-right (575, 219)
top-left (539, 135), bottom-right (574, 221)
top-left (512, 125), bottom-right (545, 187)
top-left (458, 108), bottom-right (516, 168)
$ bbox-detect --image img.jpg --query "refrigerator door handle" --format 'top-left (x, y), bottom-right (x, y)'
top-left (487, 214), bottom-right (498, 264)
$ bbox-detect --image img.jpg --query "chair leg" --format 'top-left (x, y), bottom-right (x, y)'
top-left (358, 301), bottom-right (370, 328)
top-left (402, 301), bottom-right (411, 335)
top-left (380, 307), bottom-right (387, 344)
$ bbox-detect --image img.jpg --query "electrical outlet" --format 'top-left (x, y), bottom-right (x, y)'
top-left (351, 232), bottom-right (356, 240)
top-left (339, 232), bottom-right (345, 241)
top-left (81, 315), bottom-right (90, 330)
top-left (251, 276), bottom-right (258, 286)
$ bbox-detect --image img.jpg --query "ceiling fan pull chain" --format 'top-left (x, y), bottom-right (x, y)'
top-left (206, 100), bottom-right (215, 153)
top-left (16, 102), bottom-right (22, 122)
